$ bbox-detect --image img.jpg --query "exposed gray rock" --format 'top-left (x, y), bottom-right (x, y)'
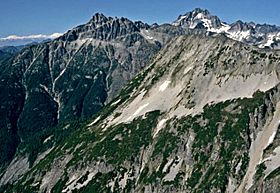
top-left (2, 9), bottom-right (280, 193)
top-left (3, 34), bottom-right (280, 193)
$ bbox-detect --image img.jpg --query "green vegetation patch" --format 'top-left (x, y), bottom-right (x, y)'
top-left (87, 110), bottom-right (161, 164)
top-left (186, 91), bottom-right (265, 191)
top-left (255, 162), bottom-right (267, 181)
top-left (265, 166), bottom-right (280, 181)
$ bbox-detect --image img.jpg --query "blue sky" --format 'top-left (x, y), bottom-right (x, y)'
top-left (1, 0), bottom-right (280, 38)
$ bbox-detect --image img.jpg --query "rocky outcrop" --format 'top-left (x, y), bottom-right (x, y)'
top-left (3, 34), bottom-right (280, 193)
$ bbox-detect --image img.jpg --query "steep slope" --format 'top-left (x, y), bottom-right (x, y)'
top-left (3, 34), bottom-right (280, 193)
top-left (0, 46), bottom-right (22, 55)
top-left (0, 13), bottom-right (182, 169)
top-left (2, 8), bottom-right (280, 172)
top-left (0, 50), bottom-right (12, 65)
top-left (0, 46), bottom-right (20, 66)
top-left (173, 8), bottom-right (280, 49)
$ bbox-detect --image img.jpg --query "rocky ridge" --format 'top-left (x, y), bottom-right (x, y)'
top-left (2, 34), bottom-right (280, 192)
top-left (173, 8), bottom-right (280, 49)
top-left (1, 8), bottom-right (280, 193)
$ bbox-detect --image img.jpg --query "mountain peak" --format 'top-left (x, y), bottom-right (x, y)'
top-left (92, 12), bottom-right (107, 19)
top-left (192, 8), bottom-right (211, 15)
top-left (173, 8), bottom-right (221, 29)
top-left (229, 20), bottom-right (255, 31)
top-left (171, 8), bottom-right (280, 48)
top-left (60, 13), bottom-right (146, 41)
top-left (175, 8), bottom-right (211, 24)
top-left (89, 12), bottom-right (110, 26)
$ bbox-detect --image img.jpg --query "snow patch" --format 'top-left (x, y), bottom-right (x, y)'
top-left (133, 103), bottom-right (149, 117)
top-left (40, 84), bottom-right (50, 93)
top-left (140, 29), bottom-right (156, 42)
top-left (111, 99), bottom-right (121, 106)
top-left (189, 22), bottom-right (197, 29)
top-left (260, 33), bottom-right (280, 48)
top-left (85, 75), bottom-right (93, 79)
top-left (227, 30), bottom-right (251, 41)
top-left (208, 23), bottom-right (231, 33)
top-left (184, 66), bottom-right (192, 74)
top-left (153, 118), bottom-right (167, 138)
top-left (162, 159), bottom-right (174, 173)
top-left (124, 103), bottom-right (149, 122)
top-left (195, 13), bottom-right (204, 19)
top-left (178, 15), bottom-right (187, 21)
top-left (43, 135), bottom-right (53, 144)
top-left (108, 180), bottom-right (116, 192)
top-left (267, 131), bottom-right (277, 147)
top-left (173, 15), bottom-right (187, 26)
top-left (159, 81), bottom-right (171, 92)
top-left (88, 116), bottom-right (101, 126)
top-left (54, 68), bottom-right (66, 84)
top-left (62, 172), bottom-right (96, 192)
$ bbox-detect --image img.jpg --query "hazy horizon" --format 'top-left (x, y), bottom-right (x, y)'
top-left (1, 0), bottom-right (280, 38)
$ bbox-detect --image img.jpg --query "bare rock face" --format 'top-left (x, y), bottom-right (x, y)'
top-left (2, 34), bottom-right (280, 193)
top-left (0, 156), bottom-right (29, 186)
top-left (60, 13), bottom-right (142, 41)
top-left (0, 13), bottom-right (166, 170)
top-left (1, 11), bottom-right (192, 171)
top-left (248, 175), bottom-right (280, 193)
top-left (2, 9), bottom-right (280, 193)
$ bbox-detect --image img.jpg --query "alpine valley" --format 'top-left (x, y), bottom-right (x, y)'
top-left (0, 8), bottom-right (280, 193)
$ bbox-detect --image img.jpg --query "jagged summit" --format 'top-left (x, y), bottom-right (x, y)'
top-left (193, 7), bottom-right (211, 14)
top-left (0, 12), bottom-right (166, 175)
top-left (179, 8), bottom-right (210, 18)
top-left (59, 13), bottom-right (149, 41)
top-left (56, 9), bottom-right (280, 48)
top-left (89, 12), bottom-right (111, 26)
top-left (175, 8), bottom-right (211, 21)
top-left (172, 8), bottom-right (280, 48)
top-left (229, 20), bottom-right (255, 31)
top-left (173, 8), bottom-right (222, 29)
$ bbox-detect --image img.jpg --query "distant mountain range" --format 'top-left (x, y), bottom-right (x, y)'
top-left (0, 33), bottom-right (62, 47)
top-left (173, 8), bottom-right (280, 49)
top-left (2, 8), bottom-right (280, 49)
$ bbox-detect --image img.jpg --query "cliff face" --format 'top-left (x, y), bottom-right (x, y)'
top-left (2, 34), bottom-right (280, 193)
top-left (2, 9), bottom-right (280, 193)
top-left (0, 14), bottom-right (167, 168)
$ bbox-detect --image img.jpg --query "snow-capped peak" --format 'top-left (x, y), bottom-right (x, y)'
top-left (173, 8), bottom-right (280, 49)
top-left (173, 8), bottom-right (222, 30)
